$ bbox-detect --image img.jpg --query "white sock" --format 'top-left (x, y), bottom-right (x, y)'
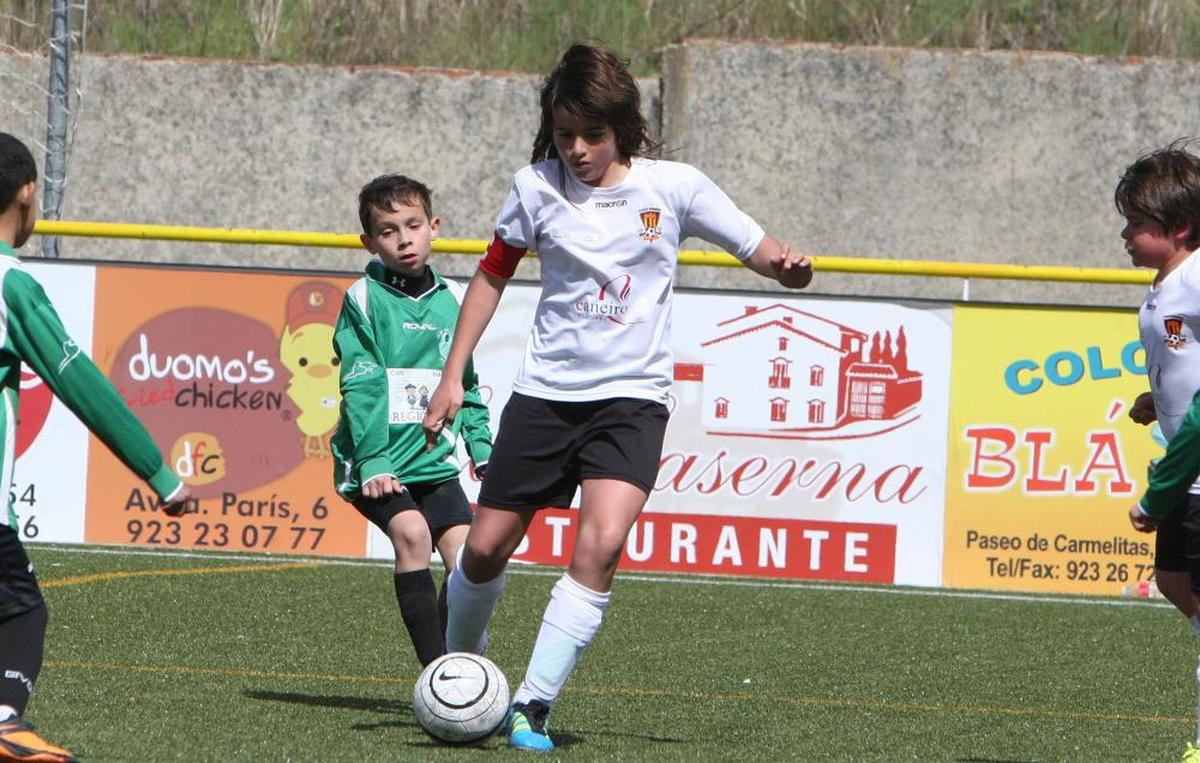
top-left (512, 574), bottom-right (610, 708)
top-left (444, 549), bottom-right (505, 654)
top-left (1189, 615), bottom-right (1200, 640)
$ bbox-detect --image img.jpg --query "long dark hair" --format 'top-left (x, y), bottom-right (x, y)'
top-left (531, 44), bottom-right (659, 164)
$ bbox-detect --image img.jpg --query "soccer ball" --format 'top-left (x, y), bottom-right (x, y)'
top-left (412, 652), bottom-right (510, 744)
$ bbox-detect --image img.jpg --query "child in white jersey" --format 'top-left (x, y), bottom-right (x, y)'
top-left (422, 43), bottom-right (813, 752)
top-left (1118, 141), bottom-right (1200, 763)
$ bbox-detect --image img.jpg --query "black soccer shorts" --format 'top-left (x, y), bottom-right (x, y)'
top-left (1153, 493), bottom-right (1200, 592)
top-left (477, 392), bottom-right (670, 511)
top-left (0, 524), bottom-right (43, 621)
top-left (353, 477), bottom-right (473, 540)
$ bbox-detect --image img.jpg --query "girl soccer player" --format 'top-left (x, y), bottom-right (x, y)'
top-left (422, 43), bottom-right (813, 752)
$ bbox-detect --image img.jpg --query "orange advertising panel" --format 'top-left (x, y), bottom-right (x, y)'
top-left (84, 266), bottom-right (368, 556)
top-left (943, 304), bottom-right (1158, 595)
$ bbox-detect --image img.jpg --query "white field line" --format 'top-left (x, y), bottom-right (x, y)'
top-left (29, 541), bottom-right (1173, 610)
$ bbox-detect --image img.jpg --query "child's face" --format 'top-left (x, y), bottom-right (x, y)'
top-left (552, 108), bottom-right (624, 187)
top-left (1121, 214), bottom-right (1186, 269)
top-left (361, 199), bottom-right (440, 278)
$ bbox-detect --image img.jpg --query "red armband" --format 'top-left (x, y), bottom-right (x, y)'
top-left (479, 233), bottom-right (527, 279)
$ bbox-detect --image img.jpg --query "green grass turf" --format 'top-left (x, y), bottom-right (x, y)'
top-left (17, 544), bottom-right (1194, 761)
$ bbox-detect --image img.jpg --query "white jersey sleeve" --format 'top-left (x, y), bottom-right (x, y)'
top-left (494, 179), bottom-right (537, 249)
top-left (676, 166), bottom-right (765, 261)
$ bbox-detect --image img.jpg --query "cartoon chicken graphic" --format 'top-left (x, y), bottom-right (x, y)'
top-left (279, 281), bottom-right (342, 458)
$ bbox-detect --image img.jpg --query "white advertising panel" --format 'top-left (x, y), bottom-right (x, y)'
top-left (472, 284), bottom-right (953, 585)
top-left (14, 262), bottom-right (96, 544)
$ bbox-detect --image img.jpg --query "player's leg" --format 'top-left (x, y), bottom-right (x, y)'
top-left (443, 506), bottom-right (533, 653)
top-left (1179, 495), bottom-right (1200, 755)
top-left (445, 393), bottom-right (579, 656)
top-left (509, 398), bottom-right (667, 752)
top-left (0, 525), bottom-right (76, 761)
top-left (420, 479), bottom-right (476, 645)
top-left (1161, 570), bottom-right (1198, 617)
top-left (355, 491), bottom-right (442, 667)
top-left (433, 523), bottom-right (468, 642)
top-left (1156, 508), bottom-right (1200, 629)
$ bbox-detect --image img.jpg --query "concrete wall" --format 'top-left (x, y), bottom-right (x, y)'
top-left (25, 55), bottom-right (555, 280)
top-left (8, 42), bottom-right (1200, 305)
top-left (662, 40), bottom-right (1200, 305)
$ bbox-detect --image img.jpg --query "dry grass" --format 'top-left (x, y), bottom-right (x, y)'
top-left (1, 0), bottom-right (1199, 73)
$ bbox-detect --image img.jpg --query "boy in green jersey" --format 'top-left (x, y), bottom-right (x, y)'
top-left (331, 175), bottom-right (492, 667)
top-left (0, 133), bottom-right (191, 762)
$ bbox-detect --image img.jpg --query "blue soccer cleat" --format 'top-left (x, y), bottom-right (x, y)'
top-left (508, 700), bottom-right (554, 752)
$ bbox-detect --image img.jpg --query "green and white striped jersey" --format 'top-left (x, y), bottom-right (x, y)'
top-left (0, 243), bottom-right (181, 527)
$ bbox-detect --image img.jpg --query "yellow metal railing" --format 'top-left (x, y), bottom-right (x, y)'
top-left (33, 220), bottom-right (1153, 285)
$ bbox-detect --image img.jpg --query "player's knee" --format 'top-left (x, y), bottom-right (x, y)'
top-left (388, 520), bottom-right (432, 558)
top-left (577, 526), bottom-right (627, 564)
top-left (462, 538), bottom-right (510, 581)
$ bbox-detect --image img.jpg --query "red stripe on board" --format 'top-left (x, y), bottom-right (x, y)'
top-left (508, 508), bottom-right (896, 583)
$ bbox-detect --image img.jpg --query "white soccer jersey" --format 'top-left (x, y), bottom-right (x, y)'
top-left (481, 157), bottom-right (765, 403)
top-left (1139, 249), bottom-right (1200, 493)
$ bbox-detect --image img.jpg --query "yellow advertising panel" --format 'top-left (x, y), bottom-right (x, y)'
top-left (944, 304), bottom-right (1158, 595)
top-left (84, 266), bottom-right (369, 557)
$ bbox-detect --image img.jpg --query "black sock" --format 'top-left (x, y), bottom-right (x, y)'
top-left (394, 570), bottom-right (443, 667)
top-left (0, 604), bottom-right (47, 719)
top-left (437, 578), bottom-right (449, 647)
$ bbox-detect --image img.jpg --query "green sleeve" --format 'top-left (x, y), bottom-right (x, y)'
top-left (458, 356), bottom-right (493, 468)
top-left (333, 298), bottom-right (393, 486)
top-left (4, 271), bottom-right (181, 501)
top-left (1141, 388), bottom-right (1200, 517)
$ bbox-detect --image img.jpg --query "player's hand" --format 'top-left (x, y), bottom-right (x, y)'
top-left (362, 474), bottom-right (404, 500)
top-left (161, 484), bottom-right (193, 517)
top-left (1129, 391), bottom-right (1157, 425)
top-left (473, 463), bottom-right (488, 480)
top-left (423, 381), bottom-right (464, 451)
top-left (1129, 503), bottom-right (1157, 533)
top-left (771, 243), bottom-right (813, 289)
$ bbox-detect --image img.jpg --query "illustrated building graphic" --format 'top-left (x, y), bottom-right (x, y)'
top-left (679, 304), bottom-right (923, 438)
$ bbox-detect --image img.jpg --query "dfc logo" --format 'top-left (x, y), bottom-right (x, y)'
top-left (1165, 317), bottom-right (1187, 349)
top-left (171, 432), bottom-right (227, 486)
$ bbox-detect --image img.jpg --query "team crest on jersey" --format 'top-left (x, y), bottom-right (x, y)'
top-left (637, 208), bottom-right (662, 242)
top-left (1165, 316), bottom-right (1187, 349)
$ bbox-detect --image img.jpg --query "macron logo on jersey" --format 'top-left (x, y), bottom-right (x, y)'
top-left (57, 338), bottom-right (80, 374)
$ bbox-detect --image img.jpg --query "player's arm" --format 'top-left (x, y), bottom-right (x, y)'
top-left (678, 168), bottom-right (812, 290)
top-left (4, 271), bottom-right (188, 511)
top-left (333, 300), bottom-right (400, 498)
top-left (1135, 387), bottom-right (1200, 520)
top-left (743, 236), bottom-right (813, 289)
top-left (423, 266), bottom-right (509, 448)
top-left (457, 355), bottom-right (493, 478)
